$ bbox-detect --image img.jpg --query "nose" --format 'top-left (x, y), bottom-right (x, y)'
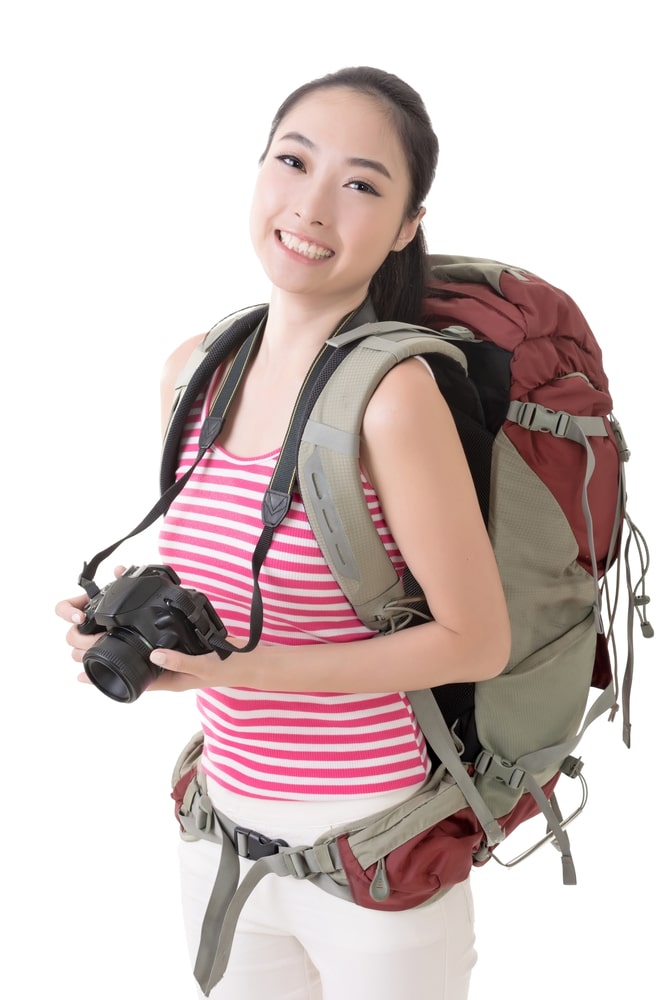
top-left (294, 180), bottom-right (329, 227)
top-left (294, 210), bottom-right (324, 227)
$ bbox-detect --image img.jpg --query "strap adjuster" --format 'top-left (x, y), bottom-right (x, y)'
top-left (234, 826), bottom-right (289, 860)
top-left (194, 793), bottom-right (215, 834)
top-left (475, 750), bottom-right (526, 789)
top-left (513, 401), bottom-right (571, 437)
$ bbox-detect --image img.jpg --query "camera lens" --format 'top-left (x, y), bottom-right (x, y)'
top-left (82, 629), bottom-right (161, 703)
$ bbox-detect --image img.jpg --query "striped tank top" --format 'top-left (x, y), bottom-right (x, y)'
top-left (158, 372), bottom-right (430, 801)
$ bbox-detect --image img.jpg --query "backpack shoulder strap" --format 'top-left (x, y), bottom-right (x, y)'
top-left (160, 304), bottom-right (268, 495)
top-left (297, 322), bottom-right (470, 632)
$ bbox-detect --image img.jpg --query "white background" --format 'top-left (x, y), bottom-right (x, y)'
top-left (2, 1), bottom-right (664, 997)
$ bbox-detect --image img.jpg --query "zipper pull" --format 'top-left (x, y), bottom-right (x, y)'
top-left (369, 857), bottom-right (391, 901)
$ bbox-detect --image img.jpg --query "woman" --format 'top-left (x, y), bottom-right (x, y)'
top-left (57, 66), bottom-right (511, 999)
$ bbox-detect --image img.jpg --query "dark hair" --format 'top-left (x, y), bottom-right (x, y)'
top-left (260, 66), bottom-right (439, 324)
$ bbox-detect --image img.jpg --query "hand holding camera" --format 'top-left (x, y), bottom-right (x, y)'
top-left (77, 564), bottom-right (230, 703)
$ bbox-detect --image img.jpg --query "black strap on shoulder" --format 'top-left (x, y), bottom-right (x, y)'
top-left (160, 306), bottom-right (269, 495)
top-left (78, 300), bottom-right (376, 657)
top-left (78, 307), bottom-right (268, 598)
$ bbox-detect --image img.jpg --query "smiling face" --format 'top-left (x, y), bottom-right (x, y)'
top-left (249, 87), bottom-right (423, 314)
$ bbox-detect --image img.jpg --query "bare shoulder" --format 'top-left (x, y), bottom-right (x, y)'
top-left (160, 333), bottom-right (206, 393)
top-left (360, 354), bottom-right (471, 514)
top-left (363, 356), bottom-right (456, 443)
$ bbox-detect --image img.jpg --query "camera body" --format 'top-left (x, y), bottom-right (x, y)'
top-left (79, 564), bottom-right (229, 703)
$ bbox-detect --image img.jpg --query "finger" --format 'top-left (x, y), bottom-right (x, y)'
top-left (65, 623), bottom-right (100, 652)
top-left (54, 594), bottom-right (89, 623)
top-left (148, 648), bottom-right (217, 674)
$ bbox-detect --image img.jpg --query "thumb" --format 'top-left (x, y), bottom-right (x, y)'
top-left (149, 647), bottom-right (217, 674)
top-left (149, 648), bottom-right (178, 671)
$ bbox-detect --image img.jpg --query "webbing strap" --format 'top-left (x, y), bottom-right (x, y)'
top-left (197, 849), bottom-right (340, 995)
top-left (513, 678), bottom-right (617, 778)
top-left (473, 678), bottom-right (617, 882)
top-left (193, 824), bottom-right (241, 993)
top-left (506, 400), bottom-right (608, 633)
top-left (179, 788), bottom-right (345, 996)
top-left (407, 688), bottom-right (504, 846)
top-left (520, 773), bottom-right (577, 885)
top-left (622, 514), bottom-right (654, 746)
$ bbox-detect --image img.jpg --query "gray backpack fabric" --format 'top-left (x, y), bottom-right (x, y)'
top-left (162, 257), bottom-right (653, 995)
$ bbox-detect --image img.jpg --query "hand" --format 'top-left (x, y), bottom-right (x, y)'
top-left (54, 565), bottom-right (127, 683)
top-left (146, 642), bottom-right (245, 693)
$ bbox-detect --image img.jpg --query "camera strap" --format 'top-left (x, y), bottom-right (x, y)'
top-left (78, 300), bottom-right (373, 655)
top-left (77, 317), bottom-right (267, 599)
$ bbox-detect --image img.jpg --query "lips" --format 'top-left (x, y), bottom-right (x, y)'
top-left (278, 230), bottom-right (334, 260)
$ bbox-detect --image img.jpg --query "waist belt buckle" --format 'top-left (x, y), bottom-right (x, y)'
top-left (234, 826), bottom-right (289, 861)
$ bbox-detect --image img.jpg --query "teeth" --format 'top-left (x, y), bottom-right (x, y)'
top-left (279, 231), bottom-right (333, 259)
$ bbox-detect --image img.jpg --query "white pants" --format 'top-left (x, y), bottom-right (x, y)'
top-left (178, 785), bottom-right (477, 1000)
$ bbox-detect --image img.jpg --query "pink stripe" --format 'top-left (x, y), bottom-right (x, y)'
top-left (204, 733), bottom-right (422, 762)
top-left (204, 689), bottom-right (404, 714)
top-left (201, 762), bottom-right (425, 798)
top-left (206, 749), bottom-right (422, 777)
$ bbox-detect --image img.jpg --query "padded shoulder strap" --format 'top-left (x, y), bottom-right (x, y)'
top-left (297, 323), bottom-right (468, 632)
top-left (160, 304), bottom-right (268, 495)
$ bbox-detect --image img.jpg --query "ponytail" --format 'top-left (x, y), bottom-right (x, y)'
top-left (369, 224), bottom-right (428, 325)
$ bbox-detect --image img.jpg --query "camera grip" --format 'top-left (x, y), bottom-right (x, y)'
top-left (78, 617), bottom-right (106, 636)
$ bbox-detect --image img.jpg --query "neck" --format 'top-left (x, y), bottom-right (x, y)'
top-left (262, 288), bottom-right (370, 358)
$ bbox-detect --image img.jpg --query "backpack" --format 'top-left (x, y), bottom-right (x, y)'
top-left (110, 255), bottom-right (654, 995)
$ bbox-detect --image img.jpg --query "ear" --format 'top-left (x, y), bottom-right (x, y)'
top-left (391, 207), bottom-right (426, 252)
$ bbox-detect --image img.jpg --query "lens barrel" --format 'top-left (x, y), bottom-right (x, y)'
top-left (82, 628), bottom-right (161, 703)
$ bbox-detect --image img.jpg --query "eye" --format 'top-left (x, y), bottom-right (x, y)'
top-left (276, 154), bottom-right (305, 171)
top-left (346, 179), bottom-right (380, 196)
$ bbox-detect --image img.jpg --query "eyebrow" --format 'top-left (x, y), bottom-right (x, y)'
top-left (277, 131), bottom-right (393, 180)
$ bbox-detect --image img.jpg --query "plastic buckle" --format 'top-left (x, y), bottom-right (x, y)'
top-left (552, 410), bottom-right (572, 437)
top-left (194, 793), bottom-right (215, 834)
top-left (561, 755), bottom-right (584, 779)
top-left (475, 751), bottom-right (525, 790)
top-left (234, 826), bottom-right (289, 861)
top-left (610, 415), bottom-right (631, 461)
top-left (515, 402), bottom-right (571, 437)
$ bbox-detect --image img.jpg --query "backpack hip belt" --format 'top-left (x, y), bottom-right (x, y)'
top-left (177, 773), bottom-right (345, 997)
top-left (170, 695), bottom-right (605, 999)
top-left (171, 730), bottom-right (478, 997)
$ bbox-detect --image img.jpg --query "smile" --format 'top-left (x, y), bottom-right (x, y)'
top-left (278, 231), bottom-right (334, 260)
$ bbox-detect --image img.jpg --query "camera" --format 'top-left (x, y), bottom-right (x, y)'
top-left (78, 564), bottom-right (229, 703)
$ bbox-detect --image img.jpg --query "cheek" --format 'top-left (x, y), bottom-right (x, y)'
top-left (354, 213), bottom-right (404, 268)
top-left (248, 181), bottom-right (270, 250)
